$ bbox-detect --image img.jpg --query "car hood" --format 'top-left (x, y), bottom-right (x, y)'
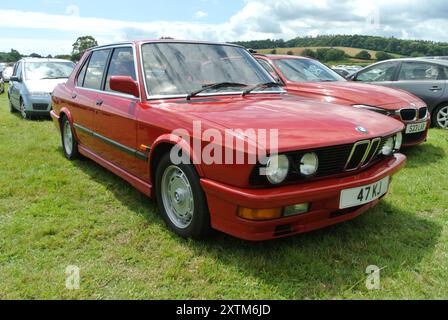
top-left (156, 95), bottom-right (404, 153)
top-left (25, 79), bottom-right (69, 93)
top-left (287, 81), bottom-right (422, 110)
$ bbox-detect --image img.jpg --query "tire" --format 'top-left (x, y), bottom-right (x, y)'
top-left (155, 153), bottom-right (211, 239)
top-left (432, 104), bottom-right (448, 129)
top-left (60, 116), bottom-right (79, 160)
top-left (19, 99), bottom-right (31, 120)
top-left (9, 97), bottom-right (17, 113)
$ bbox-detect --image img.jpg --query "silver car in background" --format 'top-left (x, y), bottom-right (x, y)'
top-left (349, 58), bottom-right (448, 129)
top-left (8, 58), bottom-right (75, 119)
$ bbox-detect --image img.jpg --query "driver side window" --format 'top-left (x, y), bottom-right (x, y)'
top-left (356, 62), bottom-right (398, 82)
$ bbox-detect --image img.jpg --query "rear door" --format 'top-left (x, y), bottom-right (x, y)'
top-left (353, 61), bottom-right (400, 87)
top-left (388, 61), bottom-right (446, 108)
top-left (93, 46), bottom-right (141, 176)
top-left (71, 49), bottom-right (111, 151)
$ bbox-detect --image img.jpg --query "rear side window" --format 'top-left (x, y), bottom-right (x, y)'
top-left (83, 49), bottom-right (110, 90)
top-left (105, 47), bottom-right (136, 92)
top-left (77, 57), bottom-right (89, 87)
top-left (398, 62), bottom-right (440, 81)
top-left (356, 62), bottom-right (398, 82)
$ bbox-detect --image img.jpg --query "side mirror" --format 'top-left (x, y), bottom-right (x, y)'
top-left (10, 76), bottom-right (22, 82)
top-left (110, 76), bottom-right (140, 98)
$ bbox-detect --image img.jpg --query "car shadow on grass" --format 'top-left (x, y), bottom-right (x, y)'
top-left (189, 202), bottom-right (441, 298)
top-left (402, 143), bottom-right (446, 168)
top-left (69, 149), bottom-right (441, 299)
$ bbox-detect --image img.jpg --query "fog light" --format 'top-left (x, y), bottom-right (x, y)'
top-left (284, 203), bottom-right (310, 217)
top-left (238, 207), bottom-right (283, 221)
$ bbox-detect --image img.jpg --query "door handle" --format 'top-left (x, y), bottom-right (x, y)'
top-left (430, 86), bottom-right (442, 92)
top-left (72, 93), bottom-right (77, 99)
top-left (96, 99), bottom-right (104, 106)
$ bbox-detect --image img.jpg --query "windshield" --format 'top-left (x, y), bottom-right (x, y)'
top-left (24, 61), bottom-right (75, 80)
top-left (141, 42), bottom-right (279, 97)
top-left (273, 59), bottom-right (345, 82)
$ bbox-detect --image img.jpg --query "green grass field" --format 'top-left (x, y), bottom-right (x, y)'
top-left (0, 85), bottom-right (447, 299)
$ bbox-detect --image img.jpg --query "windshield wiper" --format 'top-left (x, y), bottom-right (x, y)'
top-left (186, 82), bottom-right (248, 100)
top-left (242, 82), bottom-right (281, 97)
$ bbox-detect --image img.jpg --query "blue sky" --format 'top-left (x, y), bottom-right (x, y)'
top-left (1, 0), bottom-right (447, 56)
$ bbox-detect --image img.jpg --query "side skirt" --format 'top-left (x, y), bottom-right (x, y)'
top-left (78, 144), bottom-right (153, 197)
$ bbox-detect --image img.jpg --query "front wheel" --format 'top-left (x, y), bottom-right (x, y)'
top-left (433, 105), bottom-right (448, 129)
top-left (155, 153), bottom-right (211, 239)
top-left (19, 100), bottom-right (31, 120)
top-left (61, 116), bottom-right (79, 160)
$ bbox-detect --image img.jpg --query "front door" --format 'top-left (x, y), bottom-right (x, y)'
top-left (93, 46), bottom-right (141, 176)
top-left (388, 61), bottom-right (446, 109)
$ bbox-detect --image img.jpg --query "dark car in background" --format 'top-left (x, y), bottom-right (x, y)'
top-left (0, 71), bottom-right (4, 94)
top-left (349, 58), bottom-right (448, 129)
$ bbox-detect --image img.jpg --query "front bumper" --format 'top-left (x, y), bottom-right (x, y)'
top-left (401, 118), bottom-right (430, 147)
top-left (23, 94), bottom-right (52, 114)
top-left (201, 153), bottom-right (406, 241)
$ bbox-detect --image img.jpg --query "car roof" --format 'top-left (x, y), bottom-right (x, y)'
top-left (19, 57), bottom-right (74, 63)
top-left (254, 54), bottom-right (311, 60)
top-left (90, 39), bottom-right (245, 51)
top-left (374, 57), bottom-right (448, 67)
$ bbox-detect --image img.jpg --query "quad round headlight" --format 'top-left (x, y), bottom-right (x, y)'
top-left (382, 137), bottom-right (395, 156)
top-left (394, 132), bottom-right (403, 151)
top-left (300, 153), bottom-right (319, 176)
top-left (265, 155), bottom-right (290, 184)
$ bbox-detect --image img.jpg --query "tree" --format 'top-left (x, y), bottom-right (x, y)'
top-left (301, 48), bottom-right (316, 58)
top-left (29, 53), bottom-right (42, 58)
top-left (55, 54), bottom-right (72, 60)
top-left (71, 36), bottom-right (98, 61)
top-left (8, 49), bottom-right (22, 62)
top-left (376, 51), bottom-right (394, 61)
top-left (287, 50), bottom-right (294, 55)
top-left (355, 50), bottom-right (371, 60)
top-left (270, 49), bottom-right (277, 54)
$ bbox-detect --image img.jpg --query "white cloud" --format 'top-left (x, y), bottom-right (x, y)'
top-left (65, 4), bottom-right (80, 17)
top-left (194, 10), bottom-right (208, 19)
top-left (1, 0), bottom-right (448, 55)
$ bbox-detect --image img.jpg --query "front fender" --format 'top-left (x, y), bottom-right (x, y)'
top-left (149, 134), bottom-right (205, 178)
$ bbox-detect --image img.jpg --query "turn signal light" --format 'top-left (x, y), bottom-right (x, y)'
top-left (238, 207), bottom-right (283, 221)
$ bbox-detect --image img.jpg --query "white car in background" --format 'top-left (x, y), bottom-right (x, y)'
top-left (2, 66), bottom-right (14, 82)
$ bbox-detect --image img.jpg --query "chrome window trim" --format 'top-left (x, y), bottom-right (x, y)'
top-left (138, 42), bottom-right (285, 101)
top-left (75, 44), bottom-right (142, 102)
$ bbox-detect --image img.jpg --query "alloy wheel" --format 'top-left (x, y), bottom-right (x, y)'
top-left (63, 121), bottom-right (73, 156)
top-left (160, 165), bottom-right (194, 229)
top-left (437, 106), bottom-right (448, 129)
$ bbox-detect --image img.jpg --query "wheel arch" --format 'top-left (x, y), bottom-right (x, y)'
top-left (149, 135), bottom-right (205, 188)
top-left (58, 107), bottom-right (80, 142)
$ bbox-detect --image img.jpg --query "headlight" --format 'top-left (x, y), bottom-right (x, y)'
top-left (265, 155), bottom-right (290, 185)
top-left (382, 137), bottom-right (395, 156)
top-left (353, 104), bottom-right (392, 116)
top-left (394, 132), bottom-right (403, 151)
top-left (300, 153), bottom-right (319, 176)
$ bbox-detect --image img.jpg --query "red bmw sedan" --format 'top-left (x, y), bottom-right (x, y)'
top-left (254, 54), bottom-right (430, 147)
top-left (51, 40), bottom-right (406, 241)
